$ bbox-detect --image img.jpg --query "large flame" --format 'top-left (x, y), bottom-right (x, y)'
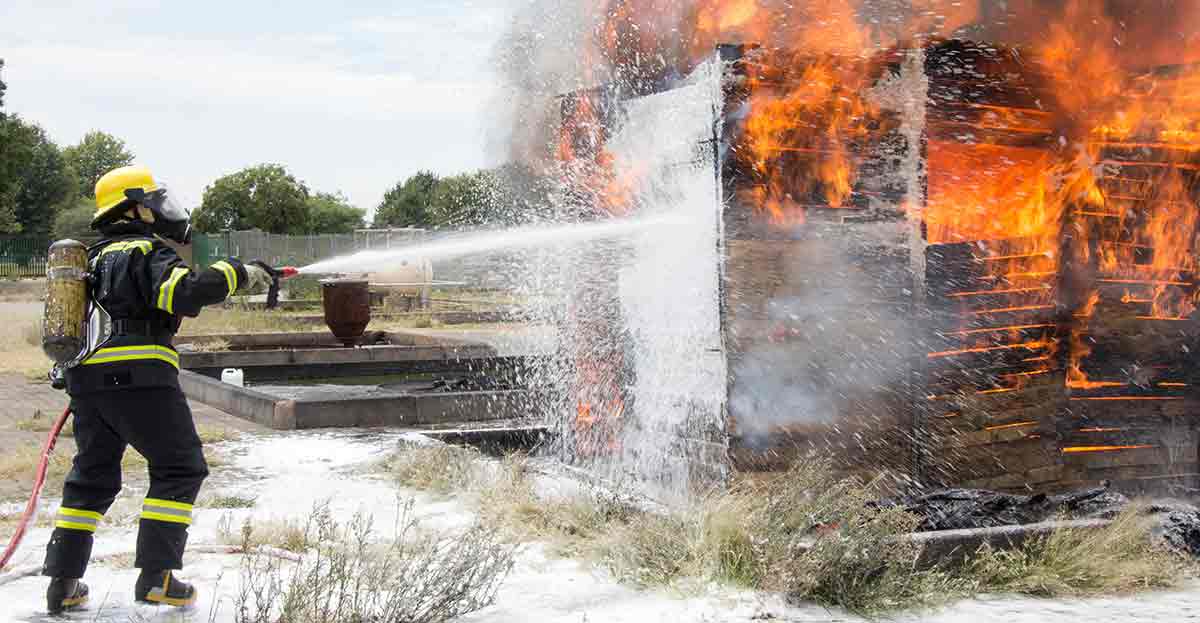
top-left (554, 0), bottom-right (1200, 449)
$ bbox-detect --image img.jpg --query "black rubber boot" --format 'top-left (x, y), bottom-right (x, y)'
top-left (46, 578), bottom-right (89, 614)
top-left (134, 570), bottom-right (196, 607)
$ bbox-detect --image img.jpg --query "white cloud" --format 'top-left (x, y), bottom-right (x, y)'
top-left (0, 2), bottom-right (513, 216)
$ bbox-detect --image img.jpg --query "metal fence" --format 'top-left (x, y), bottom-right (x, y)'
top-left (0, 235), bottom-right (53, 278)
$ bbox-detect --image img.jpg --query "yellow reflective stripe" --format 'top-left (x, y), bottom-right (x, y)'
top-left (84, 353), bottom-right (180, 369)
top-left (144, 498), bottom-right (193, 512)
top-left (99, 240), bottom-right (154, 256)
top-left (157, 267), bottom-right (190, 314)
top-left (58, 508), bottom-right (103, 521)
top-left (82, 345), bottom-right (180, 370)
top-left (142, 497), bottom-right (193, 525)
top-left (55, 520), bottom-right (98, 532)
top-left (141, 511), bottom-right (192, 525)
top-left (89, 344), bottom-right (175, 355)
top-left (211, 261), bottom-right (238, 294)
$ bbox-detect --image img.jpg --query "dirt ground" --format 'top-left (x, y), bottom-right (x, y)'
top-left (0, 375), bottom-right (266, 504)
top-left (0, 287), bottom-right (263, 505)
top-left (0, 279), bottom-right (44, 303)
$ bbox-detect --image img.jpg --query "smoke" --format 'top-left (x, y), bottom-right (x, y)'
top-left (727, 223), bottom-right (919, 448)
top-left (487, 2), bottom-right (593, 167)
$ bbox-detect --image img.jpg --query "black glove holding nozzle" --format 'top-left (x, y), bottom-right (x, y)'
top-left (246, 261), bottom-right (283, 309)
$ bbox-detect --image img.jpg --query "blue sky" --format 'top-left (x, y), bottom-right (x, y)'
top-left (0, 0), bottom-right (520, 217)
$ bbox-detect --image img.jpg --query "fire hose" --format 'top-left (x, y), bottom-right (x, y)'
top-left (0, 406), bottom-right (72, 572)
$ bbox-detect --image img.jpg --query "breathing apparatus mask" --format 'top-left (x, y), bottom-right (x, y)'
top-left (122, 185), bottom-right (192, 245)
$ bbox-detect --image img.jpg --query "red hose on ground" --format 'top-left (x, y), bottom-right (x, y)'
top-left (0, 406), bottom-right (72, 571)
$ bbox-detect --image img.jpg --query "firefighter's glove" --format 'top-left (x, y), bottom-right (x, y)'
top-left (244, 262), bottom-right (275, 293)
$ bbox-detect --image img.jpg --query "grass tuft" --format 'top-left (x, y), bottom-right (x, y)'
top-left (197, 426), bottom-right (241, 444)
top-left (386, 444), bottom-right (482, 495)
top-left (202, 494), bottom-right (258, 509)
top-left (218, 511), bottom-right (314, 554)
top-left (960, 505), bottom-right (1188, 597)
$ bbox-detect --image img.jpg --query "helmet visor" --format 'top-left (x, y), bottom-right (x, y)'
top-left (144, 185), bottom-right (190, 223)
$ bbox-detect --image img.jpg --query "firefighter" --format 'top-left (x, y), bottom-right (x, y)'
top-left (43, 165), bottom-right (276, 614)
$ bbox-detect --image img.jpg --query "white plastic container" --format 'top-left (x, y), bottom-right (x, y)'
top-left (221, 368), bottom-right (245, 387)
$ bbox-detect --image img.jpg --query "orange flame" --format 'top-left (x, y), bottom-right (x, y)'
top-left (1062, 445), bottom-right (1156, 454)
top-left (740, 55), bottom-right (879, 217)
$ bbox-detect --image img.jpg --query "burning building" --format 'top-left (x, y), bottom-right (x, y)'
top-left (543, 0), bottom-right (1200, 501)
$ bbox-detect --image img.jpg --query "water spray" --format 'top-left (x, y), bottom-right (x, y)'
top-left (294, 214), bottom-right (684, 276)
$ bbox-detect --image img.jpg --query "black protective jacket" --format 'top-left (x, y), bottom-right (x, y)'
top-left (65, 223), bottom-right (248, 394)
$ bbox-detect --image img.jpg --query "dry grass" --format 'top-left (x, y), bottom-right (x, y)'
top-left (198, 426), bottom-right (241, 444)
top-left (219, 513), bottom-right (314, 554)
top-left (13, 410), bottom-right (74, 437)
top-left (201, 493), bottom-right (258, 509)
top-left (0, 426), bottom-right (229, 504)
top-left (0, 279), bottom-right (45, 302)
top-left (0, 444), bottom-right (72, 488)
top-left (385, 443), bottom-right (484, 495)
top-left (0, 314), bottom-right (53, 381)
top-left (385, 448), bottom-right (1192, 614)
top-left (960, 505), bottom-right (1189, 597)
top-left (185, 338), bottom-right (232, 353)
top-left (181, 307), bottom-right (321, 335)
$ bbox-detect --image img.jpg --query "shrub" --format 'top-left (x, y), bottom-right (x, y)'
top-left (233, 499), bottom-right (515, 623)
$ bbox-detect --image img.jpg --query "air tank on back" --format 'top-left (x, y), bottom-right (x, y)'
top-left (43, 239), bottom-right (90, 364)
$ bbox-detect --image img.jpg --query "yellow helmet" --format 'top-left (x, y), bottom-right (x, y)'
top-left (93, 165), bottom-right (159, 226)
top-left (92, 165), bottom-right (193, 243)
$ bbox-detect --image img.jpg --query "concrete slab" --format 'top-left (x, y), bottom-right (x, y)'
top-left (178, 371), bottom-right (296, 429)
top-left (179, 370), bottom-right (533, 431)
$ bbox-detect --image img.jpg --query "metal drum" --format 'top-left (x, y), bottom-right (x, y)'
top-left (321, 279), bottom-right (371, 346)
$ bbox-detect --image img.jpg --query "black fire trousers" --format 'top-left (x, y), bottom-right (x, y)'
top-left (43, 386), bottom-right (208, 579)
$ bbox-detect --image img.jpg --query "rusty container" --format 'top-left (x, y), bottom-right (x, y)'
top-left (321, 279), bottom-right (371, 346)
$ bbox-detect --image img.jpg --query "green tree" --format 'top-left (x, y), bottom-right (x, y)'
top-left (62, 131), bottom-right (135, 198)
top-left (194, 164), bottom-right (311, 234)
top-left (53, 199), bottom-right (96, 239)
top-left (306, 191), bottom-right (365, 234)
top-left (373, 171), bottom-right (440, 228)
top-left (0, 116), bottom-right (75, 235)
top-left (0, 59), bottom-right (17, 233)
top-left (430, 170), bottom-right (496, 227)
